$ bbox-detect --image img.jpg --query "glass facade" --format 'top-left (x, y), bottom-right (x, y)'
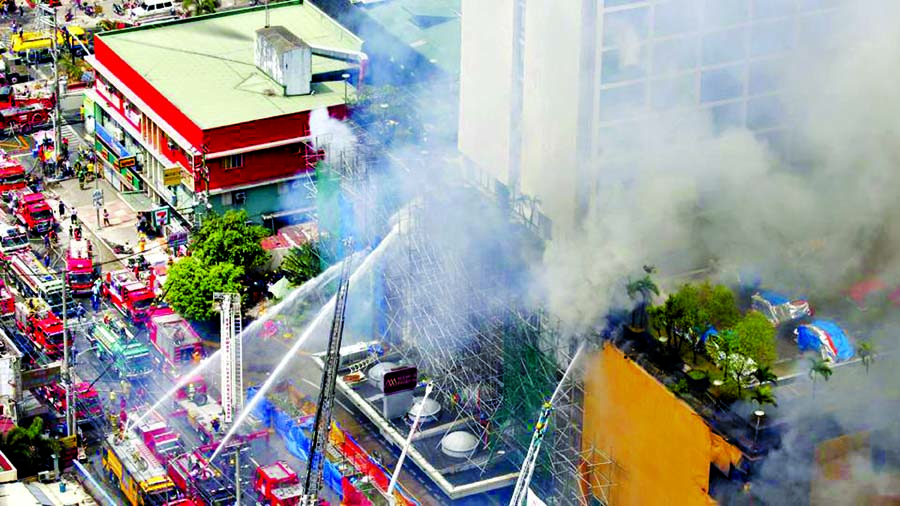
top-left (597, 0), bottom-right (843, 159)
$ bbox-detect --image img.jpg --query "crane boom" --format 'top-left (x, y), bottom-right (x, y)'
top-left (302, 254), bottom-right (353, 502)
top-left (508, 402), bottom-right (554, 506)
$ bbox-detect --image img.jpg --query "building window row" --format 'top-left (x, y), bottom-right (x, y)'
top-left (222, 154), bottom-right (244, 170)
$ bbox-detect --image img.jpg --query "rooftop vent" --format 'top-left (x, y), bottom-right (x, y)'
top-left (255, 26), bottom-right (312, 96)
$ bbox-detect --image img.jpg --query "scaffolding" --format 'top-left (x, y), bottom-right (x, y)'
top-left (305, 112), bottom-right (616, 503)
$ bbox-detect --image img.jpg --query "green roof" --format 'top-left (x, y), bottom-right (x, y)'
top-left (98, 1), bottom-right (363, 129)
top-left (356, 0), bottom-right (459, 76)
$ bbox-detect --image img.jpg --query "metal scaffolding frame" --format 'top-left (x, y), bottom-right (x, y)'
top-left (312, 122), bottom-right (617, 504)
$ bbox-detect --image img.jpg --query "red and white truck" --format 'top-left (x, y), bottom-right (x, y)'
top-left (147, 307), bottom-right (204, 377)
top-left (0, 278), bottom-right (14, 319)
top-left (65, 237), bottom-right (95, 295)
top-left (12, 188), bottom-right (55, 236)
top-left (7, 249), bottom-right (64, 313)
top-left (0, 215), bottom-right (28, 254)
top-left (0, 84), bottom-right (55, 134)
top-left (0, 149), bottom-right (26, 197)
top-left (14, 298), bottom-right (64, 358)
top-left (254, 461), bottom-right (304, 506)
top-left (103, 269), bottom-right (155, 324)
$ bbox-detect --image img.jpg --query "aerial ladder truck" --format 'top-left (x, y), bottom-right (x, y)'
top-left (508, 402), bottom-right (554, 506)
top-left (300, 253), bottom-right (352, 506)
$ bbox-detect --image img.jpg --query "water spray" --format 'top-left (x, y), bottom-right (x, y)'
top-left (208, 223), bottom-right (402, 464)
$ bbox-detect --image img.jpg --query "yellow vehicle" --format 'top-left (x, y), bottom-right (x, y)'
top-left (101, 430), bottom-right (176, 506)
top-left (10, 31), bottom-right (66, 64)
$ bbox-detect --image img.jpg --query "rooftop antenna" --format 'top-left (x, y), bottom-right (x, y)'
top-left (265, 0), bottom-right (270, 28)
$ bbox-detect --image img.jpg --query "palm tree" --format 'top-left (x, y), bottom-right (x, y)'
top-left (626, 267), bottom-right (659, 332)
top-left (749, 384), bottom-right (778, 409)
top-left (752, 365), bottom-right (778, 386)
top-left (280, 243), bottom-right (321, 285)
top-left (857, 340), bottom-right (876, 374)
top-left (808, 357), bottom-right (833, 398)
top-left (182, 0), bottom-right (217, 16)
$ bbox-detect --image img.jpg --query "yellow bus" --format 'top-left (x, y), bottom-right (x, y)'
top-left (102, 431), bottom-right (176, 506)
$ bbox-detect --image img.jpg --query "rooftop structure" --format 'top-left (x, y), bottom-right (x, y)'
top-left (96, 3), bottom-right (362, 129)
top-left (85, 1), bottom-right (366, 223)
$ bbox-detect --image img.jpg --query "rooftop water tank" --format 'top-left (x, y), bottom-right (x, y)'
top-left (407, 397), bottom-right (441, 423)
top-left (367, 361), bottom-right (397, 389)
top-left (441, 431), bottom-right (479, 459)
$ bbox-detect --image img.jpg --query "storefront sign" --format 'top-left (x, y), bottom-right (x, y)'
top-left (163, 166), bottom-right (181, 186)
top-left (153, 207), bottom-right (169, 227)
top-left (118, 156), bottom-right (136, 168)
top-left (383, 366), bottom-right (418, 395)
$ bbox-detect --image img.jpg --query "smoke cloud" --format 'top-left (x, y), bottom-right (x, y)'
top-left (539, 0), bottom-right (900, 330)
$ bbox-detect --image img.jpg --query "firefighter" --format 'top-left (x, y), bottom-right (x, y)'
top-left (192, 348), bottom-right (202, 364)
top-left (186, 382), bottom-right (196, 402)
top-left (211, 417), bottom-right (220, 433)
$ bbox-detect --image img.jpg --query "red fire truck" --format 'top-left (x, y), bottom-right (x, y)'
top-left (14, 298), bottom-right (63, 358)
top-left (0, 84), bottom-right (55, 133)
top-left (135, 408), bottom-right (183, 467)
top-left (34, 373), bottom-right (104, 428)
top-left (0, 278), bottom-right (14, 319)
top-left (103, 269), bottom-right (155, 324)
top-left (255, 461), bottom-right (304, 506)
top-left (7, 249), bottom-right (65, 313)
top-left (0, 148), bottom-right (25, 196)
top-left (65, 237), bottom-right (94, 295)
top-left (148, 307), bottom-right (204, 377)
top-left (12, 188), bottom-right (55, 236)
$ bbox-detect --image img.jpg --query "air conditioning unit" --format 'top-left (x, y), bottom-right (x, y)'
top-left (38, 470), bottom-right (57, 483)
top-left (234, 191), bottom-right (246, 205)
top-left (167, 139), bottom-right (176, 150)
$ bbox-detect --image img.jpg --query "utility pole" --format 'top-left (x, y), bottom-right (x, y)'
top-left (38, 3), bottom-right (62, 180)
top-left (61, 272), bottom-right (74, 437)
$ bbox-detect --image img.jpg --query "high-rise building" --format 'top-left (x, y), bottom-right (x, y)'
top-left (459, 0), bottom-right (843, 238)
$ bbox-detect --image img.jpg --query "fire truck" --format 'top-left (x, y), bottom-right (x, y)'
top-left (0, 216), bottom-right (28, 254)
top-left (102, 427), bottom-right (178, 506)
top-left (88, 317), bottom-right (152, 380)
top-left (174, 390), bottom-right (224, 445)
top-left (0, 84), bottom-right (55, 133)
top-left (7, 249), bottom-right (64, 313)
top-left (0, 148), bottom-right (26, 196)
top-left (12, 188), bottom-right (55, 236)
top-left (65, 237), bottom-right (95, 295)
top-left (14, 298), bottom-right (63, 358)
top-left (147, 307), bottom-right (204, 377)
top-left (135, 408), bottom-right (182, 467)
top-left (0, 278), bottom-right (14, 319)
top-left (167, 450), bottom-right (236, 506)
top-left (255, 461), bottom-right (304, 506)
top-left (103, 269), bottom-right (156, 324)
top-left (33, 372), bottom-right (104, 430)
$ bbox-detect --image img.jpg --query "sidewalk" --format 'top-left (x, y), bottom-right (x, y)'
top-left (46, 178), bottom-right (172, 281)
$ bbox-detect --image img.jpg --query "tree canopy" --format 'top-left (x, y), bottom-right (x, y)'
top-left (281, 242), bottom-right (322, 285)
top-left (189, 210), bottom-right (270, 272)
top-left (163, 256), bottom-right (244, 320)
top-left (733, 311), bottom-right (778, 366)
top-left (0, 418), bottom-right (59, 478)
top-left (349, 85), bottom-right (424, 148)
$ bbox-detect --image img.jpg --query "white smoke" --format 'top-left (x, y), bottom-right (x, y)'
top-left (309, 108), bottom-right (357, 161)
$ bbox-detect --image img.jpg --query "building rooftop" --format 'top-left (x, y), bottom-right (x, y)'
top-left (97, 1), bottom-right (363, 129)
top-left (353, 0), bottom-right (460, 76)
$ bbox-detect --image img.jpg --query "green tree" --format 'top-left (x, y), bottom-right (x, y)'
top-left (857, 340), bottom-right (876, 374)
top-left (0, 418), bottom-right (59, 478)
top-left (752, 365), bottom-right (778, 386)
top-left (349, 85), bottom-right (424, 148)
top-left (808, 357), bottom-right (833, 398)
top-left (701, 283), bottom-right (741, 329)
top-left (626, 267), bottom-right (659, 331)
top-left (749, 384), bottom-right (778, 409)
top-left (189, 210), bottom-right (270, 272)
top-left (163, 257), bottom-right (244, 320)
top-left (664, 283), bottom-right (708, 357)
top-left (281, 242), bottom-right (322, 285)
top-left (734, 311), bottom-right (777, 366)
top-left (182, 0), bottom-right (217, 15)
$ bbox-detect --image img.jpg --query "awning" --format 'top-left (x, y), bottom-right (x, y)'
top-left (261, 206), bottom-right (316, 221)
top-left (120, 191), bottom-right (157, 213)
top-left (94, 122), bottom-right (131, 159)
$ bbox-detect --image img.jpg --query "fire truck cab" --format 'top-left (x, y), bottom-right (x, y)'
top-left (65, 237), bottom-right (94, 295)
top-left (104, 269), bottom-right (155, 324)
top-left (0, 148), bottom-right (25, 196)
top-left (13, 189), bottom-right (55, 235)
top-left (14, 298), bottom-right (63, 358)
top-left (148, 307), bottom-right (204, 377)
top-left (255, 461), bottom-right (304, 506)
top-left (0, 278), bottom-right (14, 319)
top-left (0, 219), bottom-right (28, 254)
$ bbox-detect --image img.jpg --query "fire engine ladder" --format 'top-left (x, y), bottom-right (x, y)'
top-left (348, 353), bottom-right (378, 376)
top-left (302, 254), bottom-right (352, 503)
top-left (508, 402), bottom-right (554, 506)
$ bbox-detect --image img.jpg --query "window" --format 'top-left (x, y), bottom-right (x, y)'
top-left (603, 7), bottom-right (650, 48)
top-left (703, 0), bottom-right (748, 28)
top-left (223, 154), bottom-right (243, 170)
top-left (654, 0), bottom-right (700, 37)
top-left (700, 65), bottom-right (745, 103)
top-left (652, 36), bottom-right (698, 74)
top-left (702, 27), bottom-right (747, 66)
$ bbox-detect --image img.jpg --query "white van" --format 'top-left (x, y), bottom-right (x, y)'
top-left (131, 0), bottom-right (178, 22)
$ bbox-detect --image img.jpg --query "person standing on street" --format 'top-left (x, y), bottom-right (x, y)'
top-left (58, 199), bottom-right (65, 217)
top-left (103, 208), bottom-right (110, 227)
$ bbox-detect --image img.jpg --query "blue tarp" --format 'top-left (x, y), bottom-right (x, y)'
top-left (94, 122), bottom-right (131, 159)
top-left (797, 320), bottom-right (855, 362)
top-left (758, 291), bottom-right (791, 306)
top-left (245, 387), bottom-right (345, 499)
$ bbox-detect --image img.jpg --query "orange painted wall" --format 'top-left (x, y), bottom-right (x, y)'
top-left (582, 344), bottom-right (740, 505)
